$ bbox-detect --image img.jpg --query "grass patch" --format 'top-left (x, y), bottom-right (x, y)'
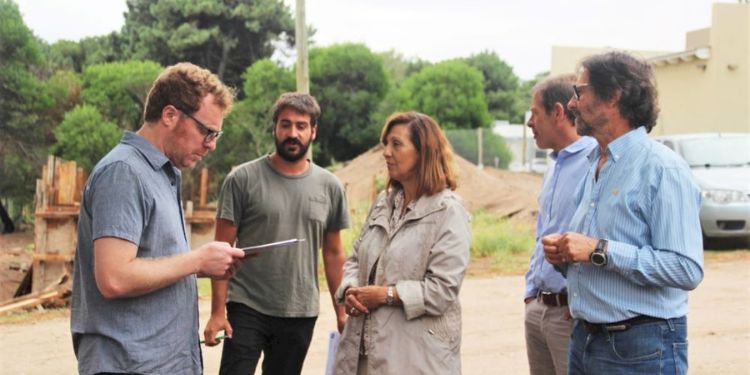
top-left (470, 210), bottom-right (535, 275)
top-left (198, 278), bottom-right (212, 298)
top-left (339, 203), bottom-right (535, 277)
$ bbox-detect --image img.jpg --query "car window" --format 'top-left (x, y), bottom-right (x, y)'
top-left (679, 135), bottom-right (750, 167)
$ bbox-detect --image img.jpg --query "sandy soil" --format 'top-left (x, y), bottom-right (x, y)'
top-left (334, 147), bottom-right (542, 227)
top-left (1, 255), bottom-right (748, 375)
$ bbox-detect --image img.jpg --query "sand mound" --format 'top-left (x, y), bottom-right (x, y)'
top-left (334, 146), bottom-right (541, 227)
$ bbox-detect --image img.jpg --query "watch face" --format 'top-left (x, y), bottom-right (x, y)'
top-left (591, 252), bottom-right (607, 266)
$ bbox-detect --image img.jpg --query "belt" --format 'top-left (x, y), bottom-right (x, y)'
top-left (536, 290), bottom-right (568, 307)
top-left (582, 315), bottom-right (665, 334)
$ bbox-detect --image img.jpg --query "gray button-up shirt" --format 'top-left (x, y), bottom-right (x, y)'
top-left (71, 132), bottom-right (201, 375)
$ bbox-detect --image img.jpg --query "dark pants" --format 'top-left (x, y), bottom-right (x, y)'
top-left (568, 316), bottom-right (688, 375)
top-left (219, 302), bottom-right (317, 375)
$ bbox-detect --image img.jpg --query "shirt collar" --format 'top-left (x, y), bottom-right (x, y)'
top-left (121, 131), bottom-right (173, 172)
top-left (586, 126), bottom-right (648, 162)
top-left (551, 136), bottom-right (597, 161)
top-left (605, 127), bottom-right (648, 163)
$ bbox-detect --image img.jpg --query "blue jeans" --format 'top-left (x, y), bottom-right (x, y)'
top-left (568, 316), bottom-right (688, 375)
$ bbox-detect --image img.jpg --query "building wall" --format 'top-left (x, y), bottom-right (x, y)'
top-left (550, 46), bottom-right (668, 76)
top-left (550, 3), bottom-right (750, 136)
top-left (654, 3), bottom-right (749, 136)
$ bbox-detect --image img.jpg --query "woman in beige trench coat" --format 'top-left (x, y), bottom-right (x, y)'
top-left (333, 112), bottom-right (471, 375)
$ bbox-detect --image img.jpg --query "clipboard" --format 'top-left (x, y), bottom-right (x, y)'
top-left (240, 238), bottom-right (306, 255)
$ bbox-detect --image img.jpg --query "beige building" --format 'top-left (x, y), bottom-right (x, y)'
top-left (550, 3), bottom-right (750, 135)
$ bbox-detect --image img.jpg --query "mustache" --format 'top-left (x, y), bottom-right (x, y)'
top-left (282, 138), bottom-right (302, 146)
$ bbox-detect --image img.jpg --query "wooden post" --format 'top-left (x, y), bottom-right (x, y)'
top-left (31, 156), bottom-right (81, 294)
top-left (199, 168), bottom-right (208, 208)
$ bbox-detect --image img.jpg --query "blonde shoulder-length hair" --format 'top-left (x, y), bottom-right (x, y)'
top-left (380, 111), bottom-right (458, 197)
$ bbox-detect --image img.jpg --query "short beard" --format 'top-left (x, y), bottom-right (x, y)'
top-left (575, 117), bottom-right (594, 136)
top-left (275, 137), bottom-right (311, 162)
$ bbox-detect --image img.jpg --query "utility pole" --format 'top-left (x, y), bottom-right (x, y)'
top-left (523, 111), bottom-right (530, 171)
top-left (295, 0), bottom-right (313, 160)
top-left (295, 0), bottom-right (309, 94)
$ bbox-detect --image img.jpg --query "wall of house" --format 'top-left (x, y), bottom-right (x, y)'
top-left (550, 3), bottom-right (750, 136)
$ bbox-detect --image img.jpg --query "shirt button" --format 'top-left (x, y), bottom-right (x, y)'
top-left (573, 293), bottom-right (578, 297)
top-left (590, 202), bottom-right (595, 208)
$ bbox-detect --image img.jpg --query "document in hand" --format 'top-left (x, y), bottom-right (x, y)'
top-left (240, 238), bottom-right (306, 255)
top-left (325, 330), bottom-right (341, 375)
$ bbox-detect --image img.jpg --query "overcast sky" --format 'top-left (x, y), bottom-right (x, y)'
top-left (14, 0), bottom-right (730, 80)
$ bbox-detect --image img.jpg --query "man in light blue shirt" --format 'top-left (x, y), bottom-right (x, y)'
top-left (524, 74), bottom-right (597, 375)
top-left (542, 52), bottom-right (704, 375)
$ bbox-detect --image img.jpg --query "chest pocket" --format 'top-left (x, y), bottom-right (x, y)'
top-left (308, 196), bottom-right (329, 224)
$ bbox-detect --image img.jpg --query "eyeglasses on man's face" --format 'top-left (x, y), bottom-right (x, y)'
top-left (174, 106), bottom-right (223, 144)
top-left (572, 84), bottom-right (591, 100)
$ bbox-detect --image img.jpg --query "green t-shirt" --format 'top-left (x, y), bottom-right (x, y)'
top-left (217, 155), bottom-right (350, 317)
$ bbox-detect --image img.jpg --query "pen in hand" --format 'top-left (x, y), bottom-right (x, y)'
top-left (200, 334), bottom-right (227, 345)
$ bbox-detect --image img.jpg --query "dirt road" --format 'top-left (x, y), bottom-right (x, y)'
top-left (1, 257), bottom-right (748, 374)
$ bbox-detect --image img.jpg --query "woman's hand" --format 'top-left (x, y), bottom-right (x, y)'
top-left (344, 286), bottom-right (387, 316)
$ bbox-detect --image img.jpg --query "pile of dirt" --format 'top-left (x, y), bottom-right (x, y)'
top-left (334, 146), bottom-right (542, 227)
top-left (0, 231), bottom-right (34, 302)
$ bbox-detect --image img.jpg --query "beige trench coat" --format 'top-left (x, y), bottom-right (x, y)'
top-left (333, 189), bottom-right (471, 375)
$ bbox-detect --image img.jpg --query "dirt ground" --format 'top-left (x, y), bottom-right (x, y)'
top-left (1, 253), bottom-right (748, 375)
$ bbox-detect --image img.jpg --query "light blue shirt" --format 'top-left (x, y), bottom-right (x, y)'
top-left (524, 136), bottom-right (597, 299)
top-left (565, 127), bottom-right (704, 323)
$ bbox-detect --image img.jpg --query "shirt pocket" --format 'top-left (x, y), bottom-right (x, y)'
top-left (308, 195), bottom-right (329, 224)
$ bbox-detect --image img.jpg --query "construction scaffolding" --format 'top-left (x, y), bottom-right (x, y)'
top-left (0, 157), bottom-right (219, 313)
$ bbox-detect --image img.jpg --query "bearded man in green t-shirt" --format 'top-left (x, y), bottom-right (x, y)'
top-left (203, 92), bottom-right (351, 375)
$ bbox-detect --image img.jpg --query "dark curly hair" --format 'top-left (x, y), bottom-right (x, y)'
top-left (581, 51), bottom-right (659, 132)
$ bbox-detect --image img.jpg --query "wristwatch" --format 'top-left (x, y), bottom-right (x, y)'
top-left (590, 239), bottom-right (608, 267)
top-left (386, 286), bottom-right (395, 306)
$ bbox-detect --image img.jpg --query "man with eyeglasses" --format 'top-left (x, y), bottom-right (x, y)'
top-left (542, 51), bottom-right (704, 374)
top-left (71, 63), bottom-right (245, 375)
top-left (523, 74), bottom-right (596, 375)
top-left (203, 92), bottom-right (350, 375)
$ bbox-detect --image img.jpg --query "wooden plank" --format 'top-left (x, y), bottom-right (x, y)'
top-left (32, 253), bottom-right (74, 263)
top-left (34, 210), bottom-right (79, 219)
top-left (0, 289), bottom-right (64, 314)
top-left (56, 161), bottom-right (78, 205)
top-left (75, 167), bottom-right (86, 204)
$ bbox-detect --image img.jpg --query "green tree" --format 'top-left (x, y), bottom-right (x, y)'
top-left (45, 70), bottom-right (82, 126)
top-left (121, 0), bottom-right (294, 94)
top-left (446, 129), bottom-right (513, 169)
top-left (463, 50), bottom-right (524, 123)
top-left (45, 33), bottom-right (125, 74)
top-left (0, 0), bottom-right (54, 205)
top-left (52, 105), bottom-right (122, 171)
top-left (517, 71), bottom-right (550, 120)
top-left (378, 49), bottom-right (431, 85)
top-left (45, 39), bottom-right (86, 73)
top-left (310, 43), bottom-right (390, 165)
top-left (395, 60), bottom-right (491, 129)
top-left (81, 60), bottom-right (162, 130)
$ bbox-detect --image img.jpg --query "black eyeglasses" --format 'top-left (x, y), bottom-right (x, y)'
top-left (573, 84), bottom-right (590, 100)
top-left (174, 107), bottom-right (223, 144)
